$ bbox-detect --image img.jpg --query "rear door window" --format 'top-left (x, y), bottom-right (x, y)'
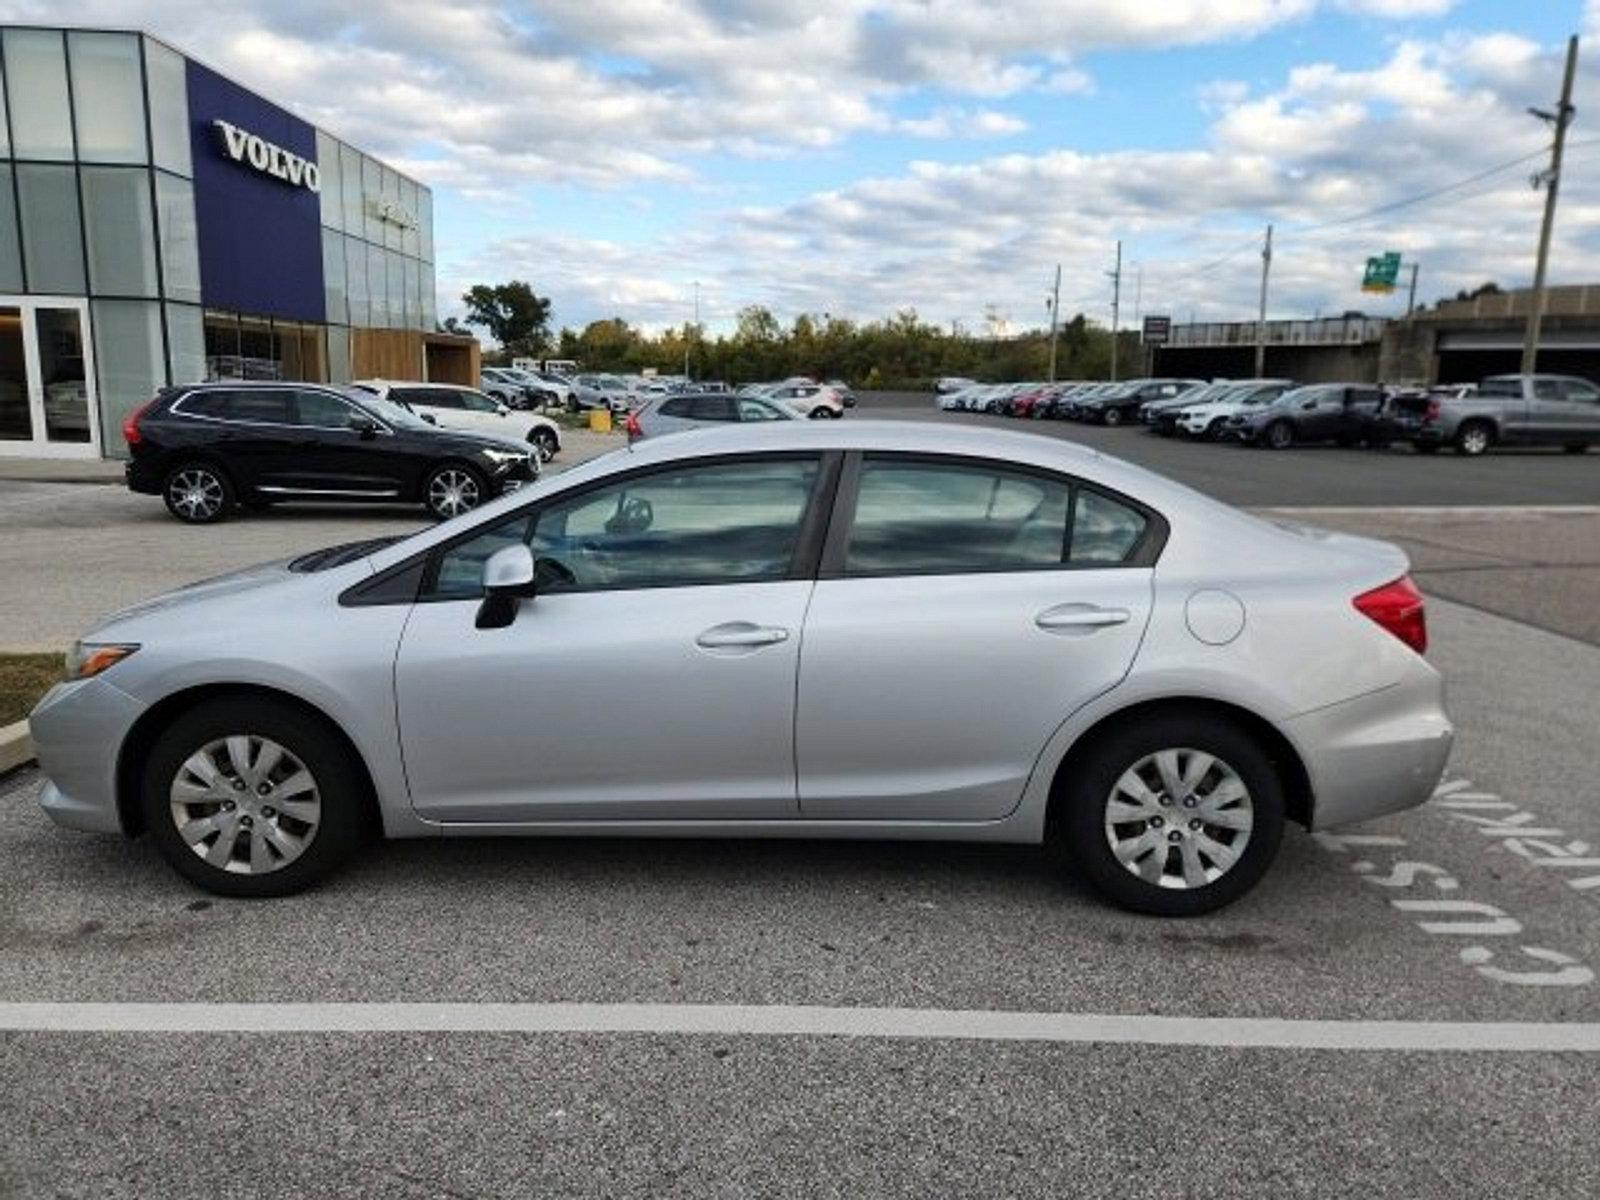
top-left (291, 390), bottom-right (361, 428)
top-left (691, 395), bottom-right (737, 421)
top-left (225, 390), bottom-right (293, 424)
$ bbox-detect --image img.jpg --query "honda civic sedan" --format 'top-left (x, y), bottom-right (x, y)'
top-left (31, 421), bottom-right (1452, 915)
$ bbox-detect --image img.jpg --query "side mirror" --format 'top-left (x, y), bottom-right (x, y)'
top-left (496, 403), bottom-right (510, 416)
top-left (420, 412), bottom-right (438, 425)
top-left (475, 544), bottom-right (537, 630)
top-left (349, 415), bottom-right (380, 438)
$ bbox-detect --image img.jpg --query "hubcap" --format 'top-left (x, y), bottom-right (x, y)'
top-left (168, 469), bottom-right (224, 520)
top-left (1104, 749), bottom-right (1253, 890)
top-left (428, 469), bottom-right (480, 517)
top-left (169, 735), bottom-right (321, 875)
top-left (1463, 428), bottom-right (1488, 453)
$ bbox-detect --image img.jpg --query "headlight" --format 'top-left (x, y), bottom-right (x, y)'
top-left (481, 448), bottom-right (528, 467)
top-left (64, 641), bottom-right (139, 681)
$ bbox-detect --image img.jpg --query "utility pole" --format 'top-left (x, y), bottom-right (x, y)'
top-left (1254, 224), bottom-right (1273, 378)
top-left (1522, 34), bottom-right (1579, 375)
top-left (1046, 263), bottom-right (1061, 382)
top-left (1107, 240), bottom-right (1122, 382)
top-left (1405, 262), bottom-right (1420, 318)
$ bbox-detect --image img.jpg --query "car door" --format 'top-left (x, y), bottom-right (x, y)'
top-left (1555, 378), bottom-right (1600, 439)
top-left (795, 453), bottom-right (1156, 821)
top-left (393, 453), bottom-right (834, 822)
top-left (196, 388), bottom-right (298, 491)
top-left (280, 389), bottom-right (408, 496)
top-left (397, 386), bottom-right (463, 431)
top-left (1342, 387), bottom-right (1384, 443)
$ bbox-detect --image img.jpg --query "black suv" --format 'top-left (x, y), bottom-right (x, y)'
top-left (122, 382), bottom-right (538, 524)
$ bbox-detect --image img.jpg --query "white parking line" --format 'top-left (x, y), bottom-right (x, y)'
top-left (4, 1003), bottom-right (1599, 1051)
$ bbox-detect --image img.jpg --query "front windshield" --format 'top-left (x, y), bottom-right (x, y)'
top-left (343, 390), bottom-right (436, 432)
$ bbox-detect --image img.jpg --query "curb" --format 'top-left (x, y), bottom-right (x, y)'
top-left (0, 720), bottom-right (33, 775)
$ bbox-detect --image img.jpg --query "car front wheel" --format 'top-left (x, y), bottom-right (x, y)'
top-left (424, 464), bottom-right (488, 520)
top-left (530, 427), bottom-right (559, 461)
top-left (1102, 407), bottom-right (1124, 427)
top-left (1263, 421), bottom-right (1294, 450)
top-left (163, 463), bottom-right (234, 524)
top-left (141, 697), bottom-right (368, 898)
top-left (1050, 713), bottom-right (1285, 916)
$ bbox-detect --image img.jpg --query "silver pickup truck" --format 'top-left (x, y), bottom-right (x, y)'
top-left (1392, 374), bottom-right (1600, 455)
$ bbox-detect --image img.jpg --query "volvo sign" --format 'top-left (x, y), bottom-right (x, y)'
top-left (214, 119), bottom-right (321, 193)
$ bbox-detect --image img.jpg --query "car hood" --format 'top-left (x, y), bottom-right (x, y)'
top-left (87, 556), bottom-right (308, 635)
top-left (427, 427), bottom-right (531, 455)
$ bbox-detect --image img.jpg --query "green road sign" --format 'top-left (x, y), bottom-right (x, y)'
top-left (1362, 251), bottom-right (1402, 293)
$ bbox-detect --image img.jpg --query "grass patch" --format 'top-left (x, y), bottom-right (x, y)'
top-left (0, 653), bottom-right (62, 727)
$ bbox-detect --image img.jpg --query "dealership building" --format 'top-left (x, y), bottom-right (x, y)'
top-left (0, 24), bottom-right (476, 459)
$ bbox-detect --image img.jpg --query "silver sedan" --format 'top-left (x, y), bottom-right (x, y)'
top-left (30, 421), bottom-right (1452, 915)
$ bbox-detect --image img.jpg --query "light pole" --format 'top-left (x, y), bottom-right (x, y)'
top-left (684, 280), bottom-right (700, 380)
top-left (1522, 35), bottom-right (1579, 375)
top-left (1046, 264), bottom-right (1061, 383)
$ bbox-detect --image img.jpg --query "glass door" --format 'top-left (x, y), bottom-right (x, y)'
top-left (0, 297), bottom-right (101, 458)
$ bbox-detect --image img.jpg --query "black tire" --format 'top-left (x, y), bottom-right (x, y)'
top-left (162, 462), bottom-right (235, 524)
top-left (1102, 407), bottom-right (1124, 427)
top-left (1204, 418), bottom-right (1226, 441)
top-left (1048, 712), bottom-right (1285, 916)
top-left (530, 426), bottom-right (559, 461)
top-left (1412, 441), bottom-right (1441, 455)
top-left (1455, 421), bottom-right (1493, 456)
top-left (809, 406), bottom-right (831, 419)
top-left (141, 697), bottom-right (369, 898)
top-left (423, 463), bottom-right (489, 521)
top-left (1263, 421), bottom-right (1293, 450)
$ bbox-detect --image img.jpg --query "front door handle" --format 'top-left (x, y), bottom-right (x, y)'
top-left (696, 622), bottom-right (790, 649)
top-left (1035, 604), bottom-right (1132, 631)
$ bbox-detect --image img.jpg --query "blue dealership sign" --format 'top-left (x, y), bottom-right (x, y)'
top-left (187, 60), bottom-right (325, 322)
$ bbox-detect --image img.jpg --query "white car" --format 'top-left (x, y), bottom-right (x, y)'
top-left (352, 380), bottom-right (562, 461)
top-left (1175, 382), bottom-right (1294, 440)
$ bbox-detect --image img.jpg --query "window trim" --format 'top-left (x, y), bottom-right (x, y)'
top-left (343, 450), bottom-right (843, 607)
top-left (817, 450), bottom-right (1168, 580)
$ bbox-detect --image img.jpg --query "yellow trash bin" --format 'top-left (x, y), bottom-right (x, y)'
top-left (589, 408), bottom-right (613, 433)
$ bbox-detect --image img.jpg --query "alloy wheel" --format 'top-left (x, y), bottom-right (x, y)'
top-left (168, 735), bottom-right (321, 875)
top-left (1459, 425), bottom-right (1490, 455)
top-left (1103, 748), bottom-right (1254, 890)
top-left (167, 468), bottom-right (226, 521)
top-left (427, 468), bottom-right (481, 518)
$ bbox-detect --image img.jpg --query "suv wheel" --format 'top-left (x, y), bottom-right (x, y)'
top-left (1102, 407), bottom-right (1124, 427)
top-left (1263, 420), bottom-right (1294, 450)
top-left (424, 464), bottom-right (487, 520)
top-left (142, 697), bottom-right (367, 898)
top-left (530, 427), bottom-right (558, 461)
top-left (1050, 713), bottom-right (1285, 916)
top-left (163, 463), bottom-right (234, 524)
top-left (1455, 421), bottom-right (1493, 456)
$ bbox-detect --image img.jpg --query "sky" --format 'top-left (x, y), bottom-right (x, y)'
top-left (7, 0), bottom-right (1599, 336)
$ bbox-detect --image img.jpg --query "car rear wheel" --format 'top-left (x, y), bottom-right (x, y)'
top-left (1102, 407), bottom-right (1124, 427)
top-left (530, 427), bottom-right (558, 461)
top-left (1263, 421), bottom-right (1294, 450)
top-left (163, 463), bottom-right (234, 524)
top-left (1050, 713), bottom-right (1285, 916)
top-left (424, 464), bottom-right (487, 520)
top-left (1455, 421), bottom-right (1493, 456)
top-left (141, 698), bottom-right (368, 898)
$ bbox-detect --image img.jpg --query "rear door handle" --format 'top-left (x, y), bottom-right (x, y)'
top-left (1035, 604), bottom-right (1131, 631)
top-left (696, 622), bottom-right (791, 649)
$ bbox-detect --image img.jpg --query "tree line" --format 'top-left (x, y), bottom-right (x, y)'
top-left (449, 280), bottom-right (1137, 388)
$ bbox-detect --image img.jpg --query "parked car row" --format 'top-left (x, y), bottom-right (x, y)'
top-left (122, 381), bottom-right (547, 525)
top-left (940, 374), bottom-right (1600, 454)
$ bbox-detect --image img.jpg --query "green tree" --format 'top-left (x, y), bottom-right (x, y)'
top-left (460, 281), bottom-right (554, 358)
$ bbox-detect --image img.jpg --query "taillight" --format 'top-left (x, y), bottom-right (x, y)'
top-left (121, 397), bottom-right (157, 447)
top-left (1353, 576), bottom-right (1427, 654)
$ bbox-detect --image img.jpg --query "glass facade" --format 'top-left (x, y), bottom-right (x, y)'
top-left (0, 24), bottom-right (438, 457)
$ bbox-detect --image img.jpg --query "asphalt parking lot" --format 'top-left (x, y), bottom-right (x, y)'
top-left (3, 400), bottom-right (1600, 1196)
